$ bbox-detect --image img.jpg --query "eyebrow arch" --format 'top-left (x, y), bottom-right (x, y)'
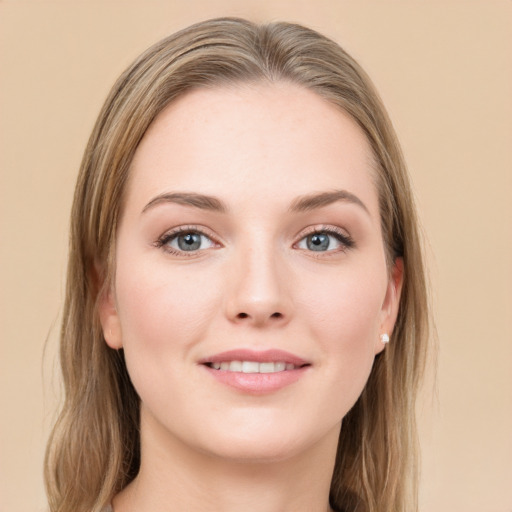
top-left (142, 192), bottom-right (228, 214)
top-left (289, 190), bottom-right (370, 215)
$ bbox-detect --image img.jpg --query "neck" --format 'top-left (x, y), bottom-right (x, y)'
top-left (114, 408), bottom-right (339, 512)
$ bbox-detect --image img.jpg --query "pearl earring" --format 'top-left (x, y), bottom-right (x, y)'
top-left (380, 333), bottom-right (390, 344)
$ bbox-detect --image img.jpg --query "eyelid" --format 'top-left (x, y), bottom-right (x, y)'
top-left (154, 225), bottom-right (222, 256)
top-left (295, 224), bottom-right (352, 241)
top-left (153, 223), bottom-right (354, 257)
top-left (293, 224), bottom-right (355, 252)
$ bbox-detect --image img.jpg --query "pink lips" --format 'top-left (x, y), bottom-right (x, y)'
top-left (198, 349), bottom-right (310, 394)
top-left (200, 349), bottom-right (308, 366)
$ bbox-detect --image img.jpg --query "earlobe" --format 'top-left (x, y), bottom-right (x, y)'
top-left (375, 257), bottom-right (404, 354)
top-left (98, 285), bottom-right (123, 350)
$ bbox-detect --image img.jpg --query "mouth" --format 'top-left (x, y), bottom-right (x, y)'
top-left (198, 349), bottom-right (310, 393)
top-left (205, 361), bottom-right (304, 373)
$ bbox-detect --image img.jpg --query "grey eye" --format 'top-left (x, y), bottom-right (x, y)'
top-left (306, 233), bottom-right (330, 251)
top-left (167, 232), bottom-right (214, 252)
top-left (177, 233), bottom-right (201, 251)
top-left (297, 231), bottom-right (349, 252)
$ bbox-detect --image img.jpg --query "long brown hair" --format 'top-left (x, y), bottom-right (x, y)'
top-left (45, 17), bottom-right (430, 512)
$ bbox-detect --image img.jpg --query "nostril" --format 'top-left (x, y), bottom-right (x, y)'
top-left (235, 312), bottom-right (283, 320)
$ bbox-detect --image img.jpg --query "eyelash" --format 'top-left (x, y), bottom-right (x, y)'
top-left (154, 225), bottom-right (355, 257)
top-left (154, 225), bottom-right (220, 257)
top-left (294, 226), bottom-right (355, 255)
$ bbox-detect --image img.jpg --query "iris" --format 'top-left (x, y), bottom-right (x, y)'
top-left (306, 233), bottom-right (330, 251)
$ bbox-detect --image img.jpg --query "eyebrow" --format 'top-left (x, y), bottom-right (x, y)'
top-left (289, 190), bottom-right (370, 215)
top-left (142, 189), bottom-right (369, 216)
top-left (142, 192), bottom-right (228, 214)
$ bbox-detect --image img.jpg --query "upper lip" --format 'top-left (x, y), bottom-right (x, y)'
top-left (198, 349), bottom-right (309, 367)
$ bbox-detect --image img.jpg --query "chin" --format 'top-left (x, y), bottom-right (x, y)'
top-left (202, 435), bottom-right (311, 464)
top-left (191, 415), bottom-right (341, 465)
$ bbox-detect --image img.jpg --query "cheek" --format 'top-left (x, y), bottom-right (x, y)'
top-left (300, 266), bottom-right (385, 342)
top-left (297, 265), bottom-right (386, 397)
top-left (114, 259), bottom-right (222, 360)
top-left (113, 260), bottom-right (227, 416)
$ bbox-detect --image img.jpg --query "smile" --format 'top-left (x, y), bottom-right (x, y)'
top-left (206, 361), bottom-right (299, 373)
top-left (199, 349), bottom-right (310, 394)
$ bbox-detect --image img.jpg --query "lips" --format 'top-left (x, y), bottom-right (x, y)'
top-left (200, 348), bottom-right (308, 366)
top-left (198, 349), bottom-right (310, 394)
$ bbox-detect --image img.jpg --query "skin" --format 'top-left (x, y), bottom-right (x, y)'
top-left (100, 82), bottom-right (402, 512)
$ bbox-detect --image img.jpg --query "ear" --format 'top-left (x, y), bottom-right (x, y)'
top-left (98, 284), bottom-right (123, 350)
top-left (375, 257), bottom-right (404, 354)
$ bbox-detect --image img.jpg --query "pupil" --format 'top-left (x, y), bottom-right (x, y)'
top-left (308, 233), bottom-right (329, 251)
top-left (178, 233), bottom-right (201, 251)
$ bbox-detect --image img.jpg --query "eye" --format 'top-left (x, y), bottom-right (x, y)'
top-left (296, 229), bottom-right (354, 253)
top-left (156, 228), bottom-right (217, 255)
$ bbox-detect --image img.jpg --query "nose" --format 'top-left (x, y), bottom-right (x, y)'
top-left (224, 245), bottom-right (292, 328)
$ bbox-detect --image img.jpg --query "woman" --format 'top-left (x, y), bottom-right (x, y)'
top-left (45, 17), bottom-right (429, 512)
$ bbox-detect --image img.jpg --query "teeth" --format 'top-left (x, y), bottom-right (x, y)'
top-left (242, 361), bottom-right (259, 373)
top-left (209, 361), bottom-right (297, 373)
top-left (259, 362), bottom-right (275, 373)
top-left (229, 360), bottom-right (242, 372)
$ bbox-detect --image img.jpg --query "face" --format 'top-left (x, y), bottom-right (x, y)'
top-left (100, 83), bottom-right (402, 463)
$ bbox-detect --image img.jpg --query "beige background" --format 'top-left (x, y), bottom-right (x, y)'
top-left (1, 1), bottom-right (511, 511)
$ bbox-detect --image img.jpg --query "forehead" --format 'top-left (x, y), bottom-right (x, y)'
top-left (127, 82), bottom-right (379, 218)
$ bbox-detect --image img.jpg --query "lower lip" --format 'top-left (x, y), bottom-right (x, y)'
top-left (201, 365), bottom-right (309, 394)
